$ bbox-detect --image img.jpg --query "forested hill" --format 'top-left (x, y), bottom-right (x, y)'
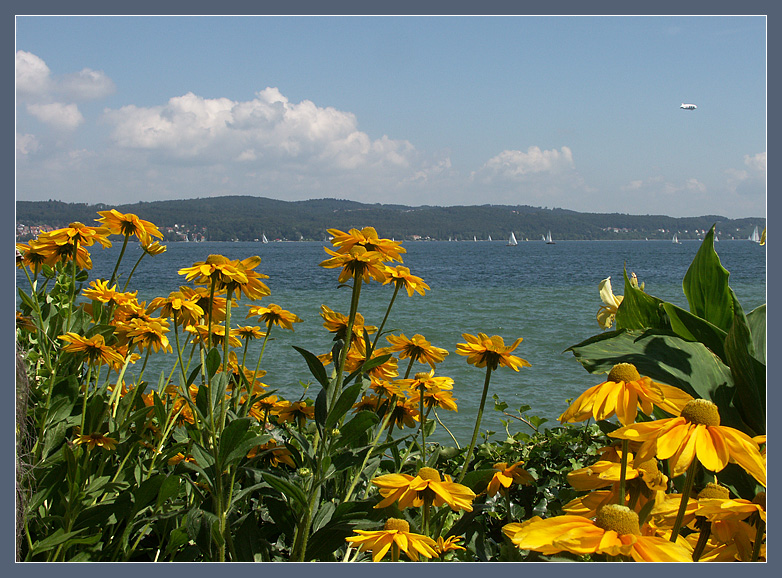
top-left (16, 196), bottom-right (764, 242)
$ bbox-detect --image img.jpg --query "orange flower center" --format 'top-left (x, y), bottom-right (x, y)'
top-left (384, 518), bottom-right (410, 532)
top-left (607, 363), bottom-right (641, 383)
top-left (417, 467), bottom-right (441, 482)
top-left (414, 372), bottom-right (430, 380)
top-left (681, 399), bottom-right (720, 426)
top-left (635, 458), bottom-right (661, 476)
top-left (697, 483), bottom-right (730, 500)
top-left (594, 504), bottom-right (641, 536)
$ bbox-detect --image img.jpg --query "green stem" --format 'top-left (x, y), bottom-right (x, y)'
top-left (669, 460), bottom-right (698, 542)
top-left (691, 519), bottom-right (711, 561)
top-left (371, 282), bottom-right (401, 352)
top-left (617, 439), bottom-right (629, 505)
top-left (109, 234), bottom-right (130, 287)
top-left (751, 518), bottom-right (765, 561)
top-left (458, 365), bottom-right (493, 483)
top-left (122, 248), bottom-right (147, 291)
top-left (331, 276), bottom-right (363, 407)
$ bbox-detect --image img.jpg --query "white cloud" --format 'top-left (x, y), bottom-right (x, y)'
top-left (59, 68), bottom-right (116, 100)
top-left (26, 102), bottom-right (85, 130)
top-left (725, 151), bottom-right (766, 193)
top-left (103, 89), bottom-right (420, 174)
top-left (471, 146), bottom-right (575, 182)
top-left (16, 51), bottom-right (51, 96)
top-left (743, 151), bottom-right (766, 173)
top-left (16, 133), bottom-right (40, 156)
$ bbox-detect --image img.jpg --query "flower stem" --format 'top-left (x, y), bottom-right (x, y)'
top-left (109, 234), bottom-right (129, 287)
top-left (458, 365), bottom-right (493, 483)
top-left (670, 460), bottom-right (698, 542)
top-left (617, 439), bottom-right (629, 505)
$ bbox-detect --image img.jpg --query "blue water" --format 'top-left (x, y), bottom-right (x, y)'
top-left (17, 238), bottom-right (766, 443)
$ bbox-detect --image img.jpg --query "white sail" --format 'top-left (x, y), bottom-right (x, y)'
top-left (672, 234), bottom-right (679, 244)
top-left (262, 233), bottom-right (269, 244)
top-left (474, 236), bottom-right (477, 242)
top-left (488, 235), bottom-right (492, 242)
top-left (545, 231), bottom-right (555, 244)
top-left (507, 232), bottom-right (518, 246)
top-left (749, 226), bottom-right (760, 243)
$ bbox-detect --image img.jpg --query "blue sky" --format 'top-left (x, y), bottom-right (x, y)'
top-left (15, 15), bottom-right (766, 217)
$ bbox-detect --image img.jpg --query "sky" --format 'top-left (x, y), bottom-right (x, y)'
top-left (14, 15), bottom-right (767, 218)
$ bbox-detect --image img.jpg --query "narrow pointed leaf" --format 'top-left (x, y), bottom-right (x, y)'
top-left (682, 226), bottom-right (734, 331)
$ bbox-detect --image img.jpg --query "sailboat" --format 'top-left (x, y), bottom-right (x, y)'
top-left (488, 235), bottom-right (492, 242)
top-left (545, 231), bottom-right (555, 244)
top-left (507, 232), bottom-right (518, 246)
top-left (749, 226), bottom-right (760, 243)
top-left (261, 233), bottom-right (269, 244)
top-left (474, 236), bottom-right (478, 242)
top-left (672, 233), bottom-right (681, 244)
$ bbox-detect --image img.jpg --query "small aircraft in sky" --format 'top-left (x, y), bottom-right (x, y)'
top-left (680, 103), bottom-right (697, 110)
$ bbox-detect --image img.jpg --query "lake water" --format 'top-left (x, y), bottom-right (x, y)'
top-left (17, 238), bottom-right (766, 444)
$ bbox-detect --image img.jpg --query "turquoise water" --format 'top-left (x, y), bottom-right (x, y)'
top-left (17, 238), bottom-right (766, 444)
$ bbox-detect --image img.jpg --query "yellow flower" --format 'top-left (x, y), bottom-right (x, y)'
top-left (503, 504), bottom-right (692, 561)
top-left (248, 395), bottom-right (285, 422)
top-left (344, 340), bottom-right (399, 381)
top-left (394, 369), bottom-right (454, 394)
top-left (178, 254), bottom-right (270, 301)
top-left (246, 303), bottom-right (302, 330)
top-left (345, 518), bottom-right (436, 562)
top-left (327, 226), bottom-right (406, 262)
top-left (385, 333), bottom-right (448, 366)
top-left (434, 535), bottom-right (466, 556)
top-left (59, 333), bottom-right (125, 366)
top-left (82, 279), bottom-right (120, 303)
top-left (234, 325), bottom-right (267, 341)
top-left (276, 401), bottom-right (315, 426)
top-left (16, 241), bottom-right (48, 272)
top-left (558, 362), bottom-right (694, 426)
top-left (246, 439), bottom-right (296, 468)
top-left (185, 324), bottom-right (241, 348)
top-left (609, 398), bottom-right (766, 485)
top-left (383, 265), bottom-right (429, 296)
top-left (319, 305), bottom-right (376, 344)
top-left (456, 332), bottom-right (530, 371)
top-left (125, 318), bottom-right (172, 354)
top-left (147, 291), bottom-right (205, 327)
top-left (385, 399), bottom-right (420, 430)
top-left (486, 461), bottom-right (535, 497)
top-left (74, 432), bottom-right (118, 451)
top-left (45, 222), bottom-right (113, 249)
top-left (597, 276), bottom-right (623, 329)
top-left (30, 232), bottom-right (96, 269)
top-left (319, 245), bottom-right (388, 284)
top-left (96, 209), bottom-right (163, 245)
top-left (142, 241), bottom-right (167, 256)
top-left (408, 387), bottom-right (459, 413)
top-left (372, 467), bottom-right (476, 512)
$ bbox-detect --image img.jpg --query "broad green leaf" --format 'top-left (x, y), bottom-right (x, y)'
top-left (29, 528), bottom-right (88, 556)
top-left (682, 226), bottom-right (734, 332)
top-left (293, 345), bottom-right (329, 388)
top-left (314, 386), bottom-right (328, 430)
top-left (155, 475), bottom-right (182, 512)
top-left (333, 411), bottom-right (380, 449)
top-left (205, 347), bottom-right (221, 378)
top-left (262, 472), bottom-right (308, 514)
top-left (724, 295), bottom-right (766, 435)
top-left (662, 302), bottom-right (727, 363)
top-left (222, 434), bottom-right (269, 467)
top-left (217, 418), bottom-right (252, 464)
top-left (325, 380), bottom-right (366, 429)
top-left (746, 304), bottom-right (766, 365)
top-left (616, 269), bottom-right (667, 330)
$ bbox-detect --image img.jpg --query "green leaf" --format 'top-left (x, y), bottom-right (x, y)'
top-left (682, 226), bottom-right (734, 332)
top-left (616, 269), bottom-right (667, 330)
top-left (567, 329), bottom-right (733, 402)
top-left (28, 528), bottom-right (89, 557)
top-left (724, 295), bottom-right (766, 435)
top-left (262, 473), bottom-right (308, 515)
top-left (325, 380), bottom-right (366, 429)
top-left (662, 302), bottom-right (727, 363)
top-left (314, 386), bottom-right (328, 430)
top-left (293, 346), bottom-right (329, 388)
top-left (217, 418), bottom-right (252, 465)
top-left (205, 347), bottom-right (221, 378)
top-left (746, 304), bottom-right (766, 365)
top-left (333, 411), bottom-right (380, 449)
top-left (155, 475), bottom-right (182, 512)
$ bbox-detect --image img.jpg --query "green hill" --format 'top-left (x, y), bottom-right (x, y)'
top-left (16, 196), bottom-right (765, 242)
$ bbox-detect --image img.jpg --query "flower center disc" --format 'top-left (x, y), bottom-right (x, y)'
top-left (594, 504), bottom-right (641, 536)
top-left (417, 467), bottom-right (441, 482)
top-left (414, 372), bottom-right (430, 381)
top-left (697, 483), bottom-right (730, 500)
top-left (384, 518), bottom-right (410, 532)
top-left (681, 399), bottom-right (721, 426)
top-left (607, 363), bottom-right (641, 383)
